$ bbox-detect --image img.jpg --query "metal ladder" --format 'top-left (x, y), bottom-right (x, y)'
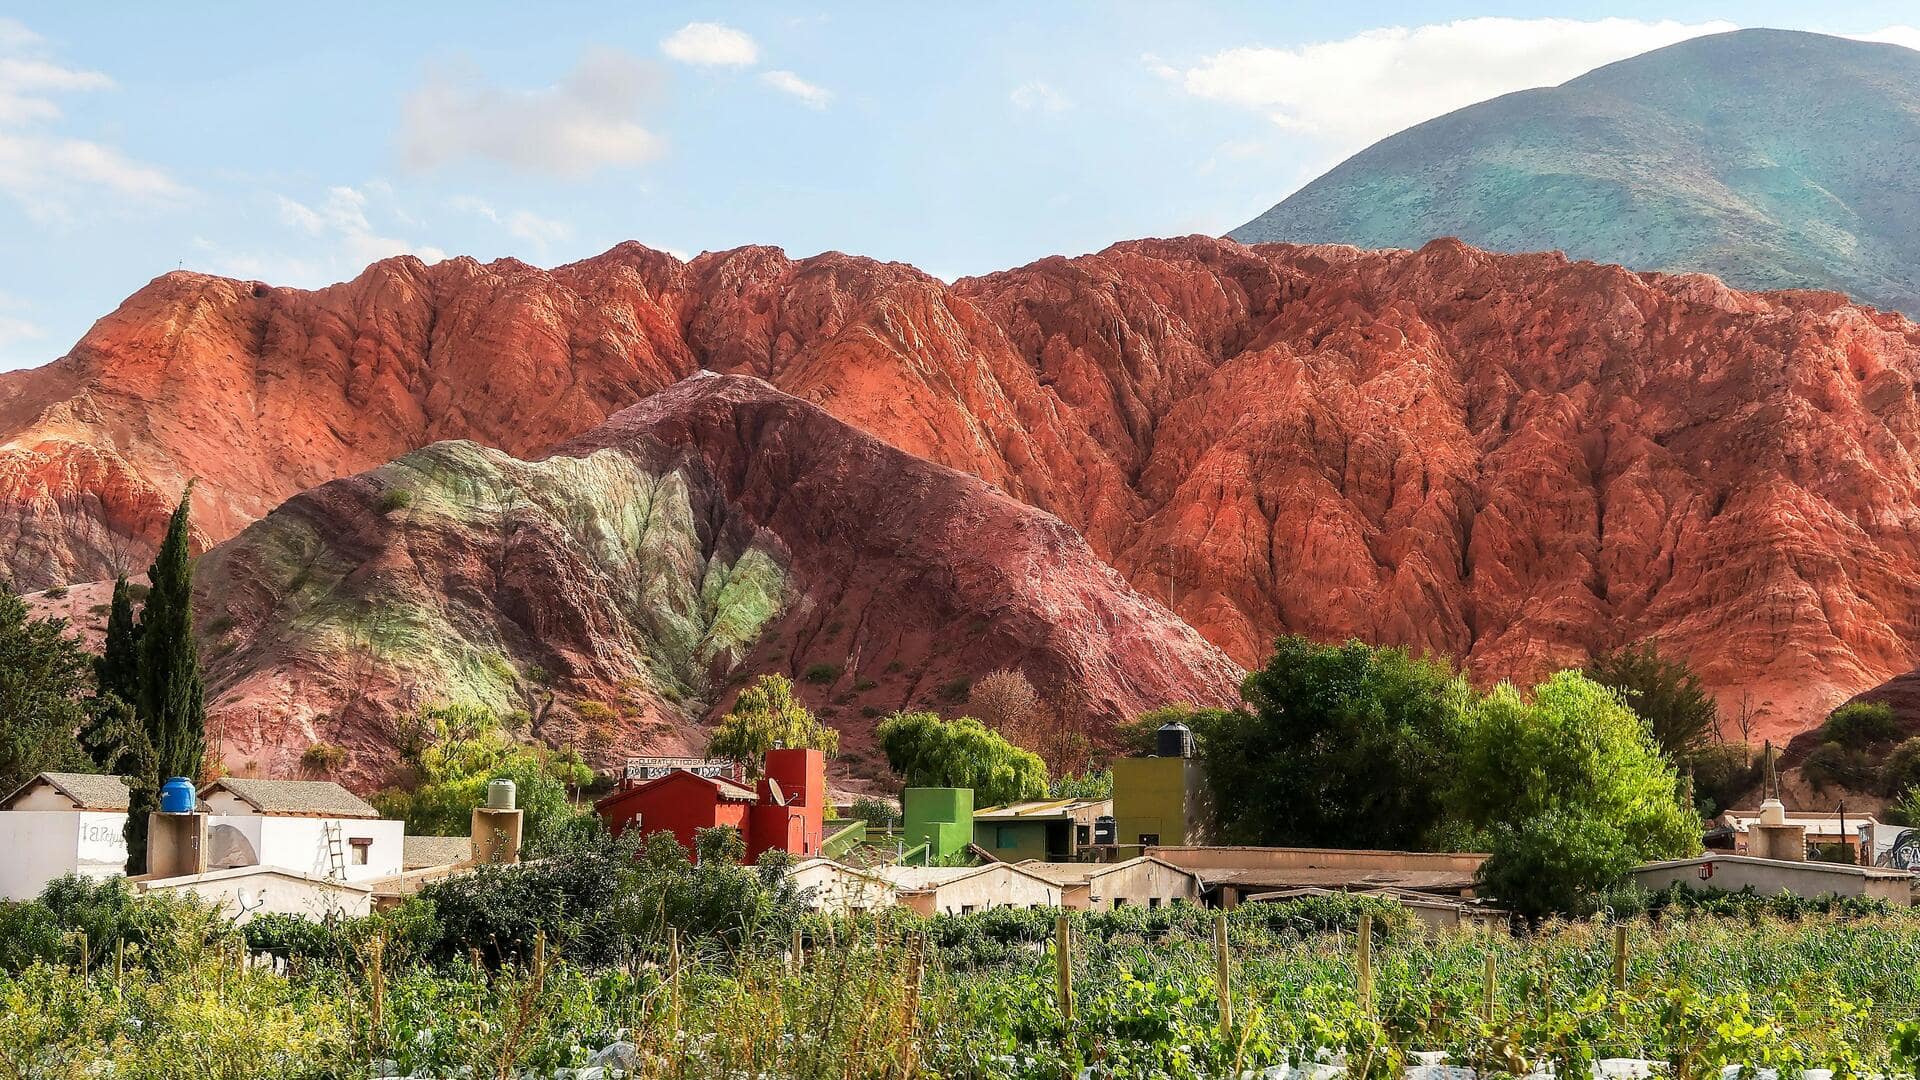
top-left (322, 820), bottom-right (348, 881)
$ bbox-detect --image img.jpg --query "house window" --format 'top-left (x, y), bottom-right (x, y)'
top-left (996, 826), bottom-right (1019, 849)
top-left (961, 904), bottom-right (976, 915)
top-left (1075, 824), bottom-right (1090, 846)
top-left (349, 837), bottom-right (372, 865)
top-left (1138, 833), bottom-right (1159, 847)
top-left (1112, 897), bottom-right (1128, 908)
top-left (1148, 896), bottom-right (1162, 908)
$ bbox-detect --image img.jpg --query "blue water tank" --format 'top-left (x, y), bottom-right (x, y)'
top-left (158, 776), bottom-right (196, 814)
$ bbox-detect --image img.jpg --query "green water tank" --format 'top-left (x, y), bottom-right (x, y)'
top-left (902, 787), bottom-right (973, 864)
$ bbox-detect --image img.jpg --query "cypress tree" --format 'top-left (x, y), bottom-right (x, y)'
top-left (138, 484), bottom-right (206, 783)
top-left (124, 485), bottom-right (204, 873)
top-left (94, 575), bottom-right (142, 709)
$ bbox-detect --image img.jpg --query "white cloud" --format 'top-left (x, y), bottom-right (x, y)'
top-left (447, 195), bottom-right (572, 249)
top-left (203, 184), bottom-right (445, 288)
top-left (660, 22), bottom-right (759, 67)
top-left (1167, 17), bottom-right (1735, 153)
top-left (1850, 26), bottom-right (1920, 52)
top-left (0, 23), bottom-right (185, 217)
top-left (276, 185), bottom-right (447, 269)
top-left (399, 48), bottom-right (665, 177)
top-left (761, 69), bottom-right (831, 109)
top-left (1010, 80), bottom-right (1072, 113)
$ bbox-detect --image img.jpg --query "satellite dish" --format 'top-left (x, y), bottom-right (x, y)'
top-left (235, 887), bottom-right (265, 916)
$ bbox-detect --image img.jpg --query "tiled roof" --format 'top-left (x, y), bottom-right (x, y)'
top-left (205, 777), bottom-right (380, 819)
top-left (0, 771), bottom-right (132, 811)
top-left (403, 835), bottom-right (472, 869)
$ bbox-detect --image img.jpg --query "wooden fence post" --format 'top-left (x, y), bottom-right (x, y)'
top-left (668, 928), bottom-right (682, 1034)
top-left (1214, 912), bottom-right (1233, 1033)
top-left (1054, 915), bottom-right (1074, 1026)
top-left (792, 925), bottom-right (805, 974)
top-left (1612, 924), bottom-right (1628, 991)
top-left (1356, 914), bottom-right (1374, 1011)
top-left (115, 938), bottom-right (125, 1002)
top-left (1482, 951), bottom-right (1497, 1021)
top-left (533, 930), bottom-right (547, 994)
top-left (368, 933), bottom-right (386, 1047)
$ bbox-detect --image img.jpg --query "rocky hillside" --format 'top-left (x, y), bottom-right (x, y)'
top-left (192, 374), bottom-right (1243, 786)
top-left (5, 235), bottom-right (1919, 738)
top-left (1232, 30), bottom-right (1920, 316)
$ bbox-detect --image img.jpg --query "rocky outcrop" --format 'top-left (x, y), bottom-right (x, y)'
top-left (191, 374), bottom-right (1243, 786)
top-left (6, 235), bottom-right (1919, 739)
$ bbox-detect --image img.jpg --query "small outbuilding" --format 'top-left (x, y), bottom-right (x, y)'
top-left (787, 858), bottom-right (901, 913)
top-left (1014, 856), bottom-right (1201, 910)
top-left (877, 863), bottom-right (1065, 915)
top-left (973, 798), bottom-right (1111, 862)
top-left (1629, 853), bottom-right (1913, 906)
top-left (141, 865), bottom-right (373, 922)
top-left (0, 772), bottom-right (131, 900)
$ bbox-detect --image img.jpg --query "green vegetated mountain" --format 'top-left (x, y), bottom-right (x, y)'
top-left (1232, 29), bottom-right (1920, 314)
top-left (191, 374), bottom-right (1242, 786)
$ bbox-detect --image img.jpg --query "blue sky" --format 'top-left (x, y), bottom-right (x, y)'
top-left (2, 2), bottom-right (1918, 371)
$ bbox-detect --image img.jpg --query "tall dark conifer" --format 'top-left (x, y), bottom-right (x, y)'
top-left (124, 485), bottom-right (204, 873)
top-left (138, 484), bottom-right (205, 782)
top-left (94, 575), bottom-right (142, 708)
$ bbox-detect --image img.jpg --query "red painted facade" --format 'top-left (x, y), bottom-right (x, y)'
top-left (594, 748), bottom-right (827, 862)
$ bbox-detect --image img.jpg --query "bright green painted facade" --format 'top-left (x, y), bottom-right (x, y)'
top-left (975, 819), bottom-right (1051, 862)
top-left (902, 787), bottom-right (973, 864)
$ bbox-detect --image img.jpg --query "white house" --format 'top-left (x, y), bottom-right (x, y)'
top-left (787, 858), bottom-right (901, 913)
top-left (201, 777), bottom-right (404, 884)
top-left (1014, 856), bottom-right (1202, 911)
top-left (0, 773), bottom-right (131, 900)
top-left (876, 863), bottom-right (1065, 916)
top-left (142, 865), bottom-right (373, 923)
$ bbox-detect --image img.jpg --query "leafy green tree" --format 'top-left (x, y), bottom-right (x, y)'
top-left (372, 703), bottom-right (592, 839)
top-left (1114, 704), bottom-right (1238, 757)
top-left (1821, 701), bottom-right (1901, 746)
top-left (1050, 769), bottom-right (1112, 800)
top-left (876, 711), bottom-right (1048, 805)
top-left (1449, 671), bottom-right (1701, 918)
top-left (137, 487), bottom-right (206, 784)
top-left (1887, 785), bottom-right (1920, 828)
top-left (1584, 639), bottom-right (1719, 760)
top-left (0, 583), bottom-right (95, 792)
top-left (1200, 636), bottom-right (1467, 848)
top-left (707, 674), bottom-right (840, 775)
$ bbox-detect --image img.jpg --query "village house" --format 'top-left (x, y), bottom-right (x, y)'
top-left (875, 863), bottom-right (1065, 915)
top-left (1148, 845), bottom-right (1488, 908)
top-left (787, 858), bottom-right (901, 913)
top-left (972, 798), bottom-right (1111, 862)
top-left (0, 772), bottom-right (132, 900)
top-left (200, 777), bottom-right (405, 883)
top-left (1631, 854), bottom-right (1914, 905)
top-left (1013, 855), bottom-right (1201, 910)
top-left (594, 748), bottom-right (828, 861)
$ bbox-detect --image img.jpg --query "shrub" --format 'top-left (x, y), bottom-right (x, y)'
top-left (44, 586), bottom-right (67, 599)
top-left (378, 486), bottom-right (414, 514)
top-left (848, 795), bottom-right (898, 829)
top-left (1803, 741), bottom-right (1878, 792)
top-left (299, 740), bottom-right (347, 775)
top-left (936, 677), bottom-right (972, 703)
top-left (803, 662), bottom-right (841, 685)
top-left (1822, 701), bottom-right (1901, 747)
top-left (1689, 742), bottom-right (1761, 814)
top-left (1880, 737), bottom-right (1920, 797)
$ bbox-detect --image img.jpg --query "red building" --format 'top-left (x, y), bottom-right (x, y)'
top-left (594, 748), bottom-right (827, 862)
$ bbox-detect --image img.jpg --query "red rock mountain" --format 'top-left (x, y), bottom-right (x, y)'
top-left (192, 374), bottom-right (1241, 785)
top-left (5, 236), bottom-right (1918, 739)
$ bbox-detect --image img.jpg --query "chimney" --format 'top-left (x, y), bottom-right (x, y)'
top-left (470, 778), bottom-right (524, 866)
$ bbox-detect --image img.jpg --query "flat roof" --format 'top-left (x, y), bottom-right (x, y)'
top-left (1633, 854), bottom-right (1915, 881)
top-left (1197, 867), bottom-right (1480, 892)
top-left (974, 798), bottom-right (1110, 821)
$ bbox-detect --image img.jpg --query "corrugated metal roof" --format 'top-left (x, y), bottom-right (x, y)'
top-left (1198, 867), bottom-right (1479, 892)
top-left (1015, 856), bottom-right (1196, 887)
top-left (205, 778), bottom-right (380, 819)
top-left (403, 835), bottom-right (472, 869)
top-left (0, 771), bottom-right (131, 811)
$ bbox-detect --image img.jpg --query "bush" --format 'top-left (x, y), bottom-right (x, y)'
top-left (1822, 701), bottom-right (1902, 747)
top-left (378, 486), bottom-right (414, 514)
top-left (0, 875), bottom-right (219, 972)
top-left (1689, 742), bottom-right (1761, 815)
top-left (1802, 741), bottom-right (1879, 792)
top-left (1880, 737), bottom-right (1920, 798)
top-left (848, 795), bottom-right (898, 829)
top-left (803, 662), bottom-right (841, 685)
top-left (299, 740), bottom-right (347, 775)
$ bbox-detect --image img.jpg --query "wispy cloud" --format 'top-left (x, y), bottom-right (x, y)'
top-left (447, 194), bottom-right (572, 250)
top-left (761, 69), bottom-right (831, 108)
top-left (1010, 80), bottom-right (1072, 113)
top-left (661, 22), bottom-right (759, 67)
top-left (200, 183), bottom-right (445, 288)
top-left (1849, 26), bottom-right (1920, 52)
top-left (399, 48), bottom-right (665, 177)
top-left (0, 20), bottom-right (186, 219)
top-left (1162, 17), bottom-right (1735, 154)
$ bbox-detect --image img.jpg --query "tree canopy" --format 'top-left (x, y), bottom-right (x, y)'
top-left (1197, 636), bottom-right (1468, 848)
top-left (137, 488), bottom-right (205, 785)
top-left (0, 583), bottom-right (95, 792)
top-left (706, 674), bottom-right (839, 775)
top-left (1583, 639), bottom-right (1720, 760)
top-left (1447, 671), bottom-right (1702, 917)
top-left (875, 711), bottom-right (1048, 806)
top-left (373, 703), bottom-right (592, 840)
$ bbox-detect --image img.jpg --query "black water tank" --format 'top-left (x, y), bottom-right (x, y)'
top-left (1155, 721), bottom-right (1193, 758)
top-left (1093, 815), bottom-right (1116, 845)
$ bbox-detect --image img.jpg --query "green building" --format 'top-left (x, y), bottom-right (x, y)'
top-left (901, 787), bottom-right (973, 865)
top-left (973, 798), bottom-right (1112, 862)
